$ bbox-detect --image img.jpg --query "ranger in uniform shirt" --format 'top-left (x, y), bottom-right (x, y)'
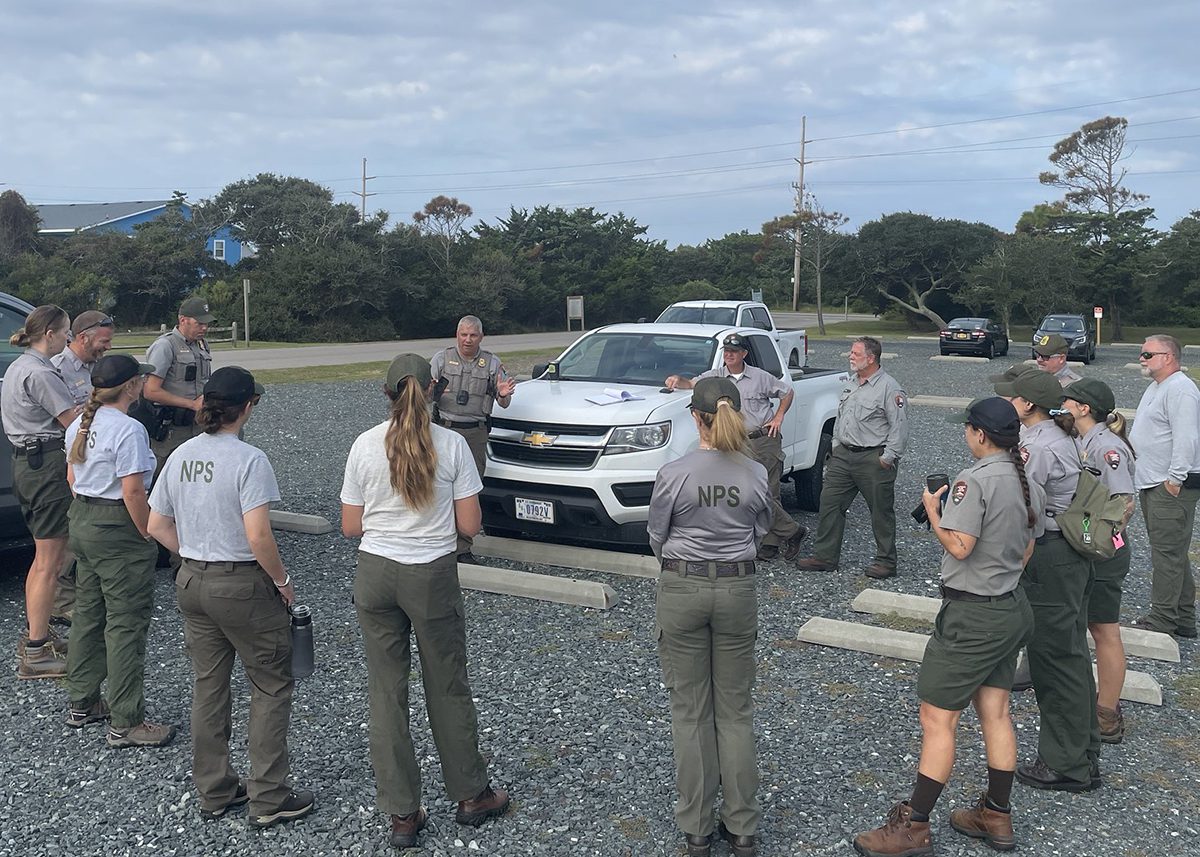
top-left (144, 296), bottom-right (214, 472)
top-left (665, 332), bottom-right (807, 563)
top-left (1033, 334), bottom-right (1081, 386)
top-left (648, 376), bottom-right (772, 857)
top-left (855, 397), bottom-right (1045, 857)
top-left (798, 336), bottom-right (908, 578)
top-left (429, 315), bottom-right (515, 561)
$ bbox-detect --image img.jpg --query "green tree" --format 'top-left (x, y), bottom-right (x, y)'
top-left (0, 190), bottom-right (42, 264)
top-left (762, 194), bottom-right (851, 333)
top-left (1141, 211), bottom-right (1200, 325)
top-left (964, 234), bottom-right (1084, 331)
top-left (413, 195), bottom-right (473, 278)
top-left (197, 174), bottom-right (360, 251)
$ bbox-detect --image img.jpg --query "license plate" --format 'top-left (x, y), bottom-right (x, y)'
top-left (955, 332), bottom-right (968, 339)
top-left (515, 498), bottom-right (555, 524)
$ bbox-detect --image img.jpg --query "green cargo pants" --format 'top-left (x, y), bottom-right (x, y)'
top-left (811, 446), bottom-right (897, 569)
top-left (65, 499), bottom-right (157, 729)
top-left (655, 570), bottom-right (760, 838)
top-left (175, 559), bottom-right (295, 817)
top-left (745, 434), bottom-right (802, 548)
top-left (354, 550), bottom-right (489, 816)
top-left (1140, 485), bottom-right (1199, 632)
top-left (1022, 533), bottom-right (1099, 784)
top-left (449, 424), bottom-right (488, 558)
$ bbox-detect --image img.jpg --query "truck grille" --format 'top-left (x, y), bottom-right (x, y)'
top-left (489, 442), bottom-right (600, 468)
top-left (489, 417), bottom-right (610, 437)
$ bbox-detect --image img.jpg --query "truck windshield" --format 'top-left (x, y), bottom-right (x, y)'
top-left (556, 332), bottom-right (718, 385)
top-left (656, 306), bottom-right (737, 326)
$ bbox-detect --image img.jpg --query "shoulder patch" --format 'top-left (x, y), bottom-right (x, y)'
top-left (1104, 449), bottom-right (1121, 470)
top-left (894, 393), bottom-right (906, 409)
top-left (951, 480), bottom-right (969, 504)
top-left (1019, 446), bottom-right (1030, 465)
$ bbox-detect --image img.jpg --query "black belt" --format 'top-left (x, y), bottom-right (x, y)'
top-left (842, 443), bottom-right (883, 453)
top-left (747, 429), bottom-right (766, 440)
top-left (76, 495), bottom-right (124, 506)
top-left (436, 417), bottom-right (483, 430)
top-left (940, 584), bottom-right (1015, 603)
top-left (12, 438), bottom-right (65, 457)
top-left (184, 559), bottom-right (261, 571)
top-left (661, 559), bottom-right (755, 578)
top-left (1035, 530), bottom-right (1064, 545)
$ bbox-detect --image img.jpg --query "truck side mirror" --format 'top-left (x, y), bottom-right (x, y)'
top-left (636, 317), bottom-right (647, 323)
top-left (532, 363), bottom-right (548, 379)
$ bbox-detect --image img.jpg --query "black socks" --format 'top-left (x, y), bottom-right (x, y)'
top-left (909, 773), bottom-right (945, 821)
top-left (987, 766), bottom-right (1015, 812)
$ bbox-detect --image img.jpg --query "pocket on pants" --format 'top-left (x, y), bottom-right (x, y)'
top-left (655, 626), bottom-right (676, 690)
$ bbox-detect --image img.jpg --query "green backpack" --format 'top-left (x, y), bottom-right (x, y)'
top-left (1057, 466), bottom-right (1127, 561)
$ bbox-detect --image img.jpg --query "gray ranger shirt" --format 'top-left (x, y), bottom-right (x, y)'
top-left (145, 328), bottom-right (212, 401)
top-left (1080, 423), bottom-right (1136, 497)
top-left (1, 351), bottom-right (76, 443)
top-left (938, 453), bottom-right (1047, 596)
top-left (1128, 370), bottom-right (1200, 488)
top-left (51, 347), bottom-right (95, 405)
top-left (833, 368), bottom-right (909, 465)
top-left (1019, 419), bottom-right (1082, 531)
top-left (696, 364), bottom-right (791, 432)
top-left (648, 449), bottom-right (772, 562)
top-left (1054, 365), bottom-right (1082, 386)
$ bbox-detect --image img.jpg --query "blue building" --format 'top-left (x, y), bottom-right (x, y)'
top-left (34, 200), bottom-right (245, 264)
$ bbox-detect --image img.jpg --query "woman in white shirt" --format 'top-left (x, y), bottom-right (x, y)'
top-left (341, 353), bottom-right (509, 851)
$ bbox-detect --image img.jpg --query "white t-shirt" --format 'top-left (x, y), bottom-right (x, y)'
top-left (149, 432), bottom-right (281, 562)
top-left (67, 407), bottom-right (156, 500)
top-left (340, 422), bottom-right (482, 564)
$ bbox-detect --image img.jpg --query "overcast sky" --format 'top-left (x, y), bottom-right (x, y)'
top-left (3, 1), bottom-right (1196, 246)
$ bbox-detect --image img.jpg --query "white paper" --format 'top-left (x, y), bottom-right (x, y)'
top-left (585, 388), bottom-right (645, 405)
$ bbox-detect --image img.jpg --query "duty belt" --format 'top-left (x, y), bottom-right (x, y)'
top-left (746, 428), bottom-right (767, 440)
top-left (184, 559), bottom-right (262, 571)
top-left (661, 558), bottom-right (756, 578)
top-left (842, 443), bottom-right (883, 453)
top-left (436, 417), bottom-right (483, 430)
top-left (75, 495), bottom-right (124, 506)
top-left (12, 437), bottom-right (65, 457)
top-left (939, 584), bottom-right (1014, 603)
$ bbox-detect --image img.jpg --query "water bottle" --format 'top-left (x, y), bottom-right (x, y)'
top-left (290, 605), bottom-right (315, 679)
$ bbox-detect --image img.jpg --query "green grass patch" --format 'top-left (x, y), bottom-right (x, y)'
top-left (109, 334), bottom-right (304, 352)
top-left (874, 612), bottom-right (933, 633)
top-left (1175, 674), bottom-right (1200, 711)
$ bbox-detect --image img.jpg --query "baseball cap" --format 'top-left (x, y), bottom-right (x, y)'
top-left (386, 353), bottom-right (433, 393)
top-left (722, 333), bottom-right (749, 351)
top-left (946, 396), bottom-right (1021, 435)
top-left (1033, 333), bottom-right (1069, 356)
top-left (203, 366), bottom-right (264, 404)
top-left (994, 370), bottom-right (1064, 410)
top-left (987, 363), bottom-right (1035, 384)
top-left (690, 376), bottom-right (741, 414)
top-left (91, 354), bottom-right (155, 389)
top-left (1063, 377), bottom-right (1116, 415)
top-left (179, 296), bottom-right (216, 323)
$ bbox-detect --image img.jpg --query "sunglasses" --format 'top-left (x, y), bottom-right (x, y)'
top-left (75, 316), bottom-right (115, 335)
top-left (1140, 351), bottom-right (1169, 360)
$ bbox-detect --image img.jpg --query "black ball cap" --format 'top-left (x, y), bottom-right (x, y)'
top-left (91, 354), bottom-right (155, 389)
top-left (946, 396), bottom-right (1021, 434)
top-left (203, 366), bottom-right (264, 404)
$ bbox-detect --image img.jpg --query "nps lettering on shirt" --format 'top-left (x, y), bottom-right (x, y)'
top-left (697, 483), bottom-right (741, 507)
top-left (179, 459), bottom-right (215, 483)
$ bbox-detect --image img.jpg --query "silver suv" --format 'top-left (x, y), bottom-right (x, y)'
top-left (1, 291), bottom-right (36, 544)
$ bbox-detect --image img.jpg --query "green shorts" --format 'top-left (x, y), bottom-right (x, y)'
top-left (12, 447), bottom-right (71, 539)
top-left (918, 590), bottom-right (1033, 711)
top-left (1087, 542), bottom-right (1131, 624)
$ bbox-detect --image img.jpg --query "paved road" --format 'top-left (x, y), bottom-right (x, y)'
top-left (213, 313), bottom-right (879, 371)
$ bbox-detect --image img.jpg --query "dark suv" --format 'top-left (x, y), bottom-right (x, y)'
top-left (1, 291), bottom-right (36, 545)
top-left (1032, 314), bottom-right (1096, 364)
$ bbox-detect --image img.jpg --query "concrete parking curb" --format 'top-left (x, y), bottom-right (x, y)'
top-left (269, 510), bottom-right (334, 534)
top-left (458, 562), bottom-right (617, 609)
top-left (475, 535), bottom-right (658, 579)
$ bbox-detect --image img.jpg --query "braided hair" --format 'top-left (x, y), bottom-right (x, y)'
top-left (68, 384), bottom-right (128, 464)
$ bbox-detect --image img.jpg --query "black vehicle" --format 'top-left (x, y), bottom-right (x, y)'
top-left (1, 291), bottom-right (36, 546)
top-left (1032, 313), bottom-right (1096, 364)
top-left (938, 317), bottom-right (1009, 358)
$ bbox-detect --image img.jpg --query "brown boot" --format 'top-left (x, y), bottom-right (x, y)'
top-left (949, 792), bottom-right (1015, 851)
top-left (455, 784), bottom-right (510, 827)
top-left (390, 807), bottom-right (428, 848)
top-left (853, 801), bottom-right (932, 857)
top-left (16, 627), bottom-right (69, 662)
top-left (1097, 704), bottom-right (1124, 744)
top-left (17, 643), bottom-right (67, 680)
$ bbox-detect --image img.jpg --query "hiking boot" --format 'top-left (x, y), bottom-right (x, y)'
top-left (66, 699), bottom-right (110, 728)
top-left (796, 557), bottom-right (837, 572)
top-left (200, 781), bottom-right (249, 820)
top-left (1016, 757), bottom-right (1095, 792)
top-left (17, 643), bottom-right (67, 680)
top-left (853, 801), bottom-right (932, 857)
top-left (1097, 704), bottom-right (1124, 744)
top-left (719, 820), bottom-right (758, 857)
top-left (16, 627), bottom-right (69, 661)
top-left (455, 784), bottom-right (510, 827)
top-left (685, 832), bottom-right (712, 857)
top-left (949, 792), bottom-right (1015, 851)
top-left (781, 526), bottom-right (809, 561)
top-left (1130, 614), bottom-right (1175, 635)
top-left (107, 721), bottom-right (177, 748)
top-left (390, 807), bottom-right (429, 848)
top-left (756, 544), bottom-right (780, 561)
top-left (864, 562), bottom-right (896, 580)
top-left (249, 789), bottom-right (315, 828)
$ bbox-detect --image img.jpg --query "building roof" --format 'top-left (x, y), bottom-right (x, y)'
top-left (34, 200), bottom-right (188, 233)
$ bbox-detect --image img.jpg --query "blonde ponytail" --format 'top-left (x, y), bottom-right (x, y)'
top-left (698, 398), bottom-right (748, 453)
top-left (384, 376), bottom-right (437, 509)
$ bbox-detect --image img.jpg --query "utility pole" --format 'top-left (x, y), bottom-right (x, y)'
top-left (791, 116), bottom-right (807, 312)
top-left (352, 157), bottom-right (376, 221)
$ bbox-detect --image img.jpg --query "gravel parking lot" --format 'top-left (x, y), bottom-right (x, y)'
top-left (2, 337), bottom-right (1197, 856)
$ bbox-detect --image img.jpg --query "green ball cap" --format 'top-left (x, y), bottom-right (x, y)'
top-left (386, 353), bottom-right (433, 393)
top-left (1033, 333), bottom-right (1069, 356)
top-left (689, 376), bottom-right (741, 414)
top-left (993, 370), bottom-right (1064, 410)
top-left (179, 296), bottom-right (216, 323)
top-left (1063, 377), bottom-right (1116, 415)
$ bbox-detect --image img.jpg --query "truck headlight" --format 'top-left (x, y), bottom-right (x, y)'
top-left (604, 422), bottom-right (671, 455)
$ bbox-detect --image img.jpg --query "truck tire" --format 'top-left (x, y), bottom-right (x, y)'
top-left (794, 431), bottom-right (832, 512)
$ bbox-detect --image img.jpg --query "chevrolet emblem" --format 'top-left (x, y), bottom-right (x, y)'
top-left (522, 431), bottom-right (557, 447)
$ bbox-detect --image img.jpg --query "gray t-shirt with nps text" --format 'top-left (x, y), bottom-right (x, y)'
top-left (149, 432), bottom-right (281, 562)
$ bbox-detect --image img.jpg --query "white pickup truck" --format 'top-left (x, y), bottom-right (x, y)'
top-left (654, 300), bottom-right (809, 368)
top-left (479, 323), bottom-right (844, 548)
